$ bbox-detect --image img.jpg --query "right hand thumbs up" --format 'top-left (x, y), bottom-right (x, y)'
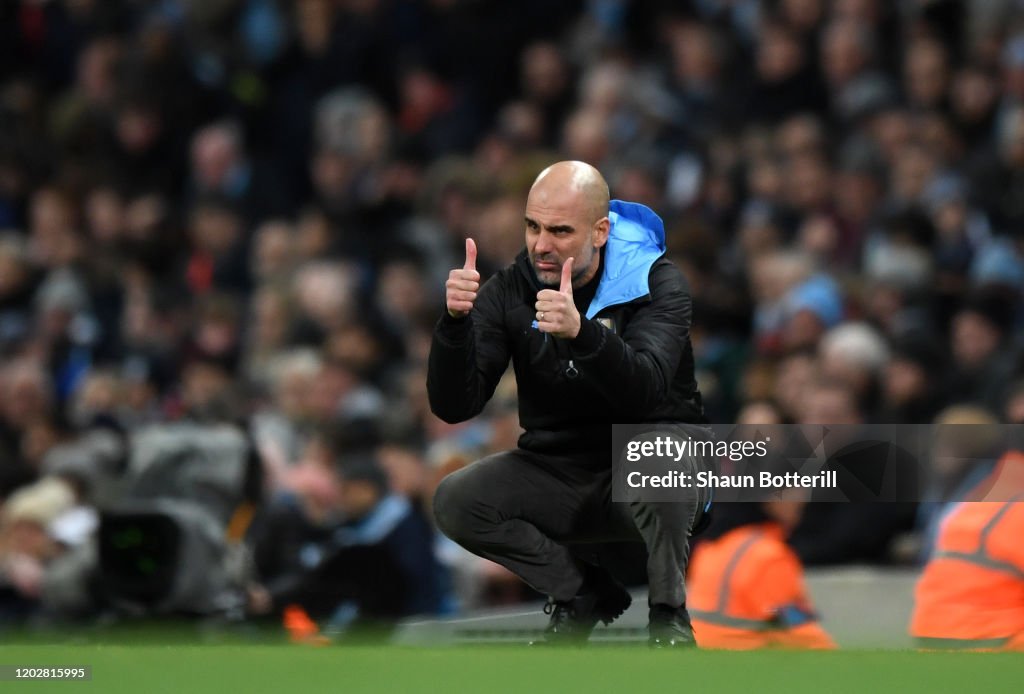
top-left (446, 238), bottom-right (481, 319)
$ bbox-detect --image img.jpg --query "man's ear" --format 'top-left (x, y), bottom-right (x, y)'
top-left (593, 217), bottom-right (610, 248)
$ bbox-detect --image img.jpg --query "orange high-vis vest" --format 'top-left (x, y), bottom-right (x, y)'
top-left (910, 485), bottom-right (1024, 651)
top-left (687, 522), bottom-right (837, 650)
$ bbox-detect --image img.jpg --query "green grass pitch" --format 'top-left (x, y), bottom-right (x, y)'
top-left (1, 645), bottom-right (1022, 694)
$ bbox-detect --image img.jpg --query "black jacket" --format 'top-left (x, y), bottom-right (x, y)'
top-left (428, 248), bottom-right (705, 456)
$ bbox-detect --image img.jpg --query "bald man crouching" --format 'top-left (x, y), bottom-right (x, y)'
top-left (428, 161), bottom-right (712, 647)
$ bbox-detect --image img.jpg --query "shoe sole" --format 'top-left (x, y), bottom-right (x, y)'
top-left (528, 582), bottom-right (632, 646)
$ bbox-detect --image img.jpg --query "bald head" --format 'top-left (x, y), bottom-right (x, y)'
top-left (530, 161), bottom-right (610, 225)
top-left (524, 161), bottom-right (611, 288)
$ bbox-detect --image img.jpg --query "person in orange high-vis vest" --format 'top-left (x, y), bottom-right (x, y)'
top-left (910, 450), bottom-right (1024, 651)
top-left (687, 493), bottom-right (837, 650)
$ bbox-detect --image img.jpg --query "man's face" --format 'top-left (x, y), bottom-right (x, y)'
top-left (952, 311), bottom-right (1001, 369)
top-left (524, 184), bottom-right (607, 287)
top-left (338, 478), bottom-right (381, 520)
top-left (800, 386), bottom-right (860, 425)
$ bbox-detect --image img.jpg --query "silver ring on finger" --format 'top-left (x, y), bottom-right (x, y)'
top-left (538, 311), bottom-right (545, 321)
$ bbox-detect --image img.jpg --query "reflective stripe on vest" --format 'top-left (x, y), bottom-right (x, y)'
top-left (715, 532), bottom-right (763, 612)
top-left (933, 550), bottom-right (1024, 581)
top-left (690, 608), bottom-right (778, 631)
top-left (934, 496), bottom-right (1024, 581)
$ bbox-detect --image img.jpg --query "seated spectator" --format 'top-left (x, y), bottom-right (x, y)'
top-left (788, 379), bottom-right (917, 564)
top-left (948, 289), bottom-right (1016, 411)
top-left (247, 452), bottom-right (451, 633)
top-left (878, 333), bottom-right (948, 424)
top-left (753, 254), bottom-right (845, 356)
top-left (817, 322), bottom-right (889, 419)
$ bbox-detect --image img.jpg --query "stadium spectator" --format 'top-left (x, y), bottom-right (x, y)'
top-left (878, 333), bottom-right (948, 424)
top-left (247, 451), bottom-right (450, 632)
top-left (188, 120), bottom-right (292, 227)
top-left (948, 289), bottom-right (1016, 411)
top-left (788, 379), bottom-right (917, 565)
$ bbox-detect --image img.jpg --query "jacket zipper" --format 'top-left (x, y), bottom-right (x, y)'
top-left (565, 359), bottom-right (579, 379)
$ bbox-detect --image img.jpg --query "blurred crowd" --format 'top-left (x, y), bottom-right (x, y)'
top-left (2, 0), bottom-right (1024, 630)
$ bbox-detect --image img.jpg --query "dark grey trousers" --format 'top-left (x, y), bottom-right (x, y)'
top-left (433, 444), bottom-right (710, 607)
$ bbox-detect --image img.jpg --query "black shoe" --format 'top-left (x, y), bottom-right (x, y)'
top-left (648, 603), bottom-right (697, 648)
top-left (530, 571), bottom-right (632, 646)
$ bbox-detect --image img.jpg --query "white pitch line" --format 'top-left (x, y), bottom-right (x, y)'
top-left (404, 610), bottom-right (542, 626)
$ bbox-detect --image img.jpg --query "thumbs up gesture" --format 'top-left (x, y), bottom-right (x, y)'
top-left (535, 257), bottom-right (581, 339)
top-left (446, 238), bottom-right (481, 319)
